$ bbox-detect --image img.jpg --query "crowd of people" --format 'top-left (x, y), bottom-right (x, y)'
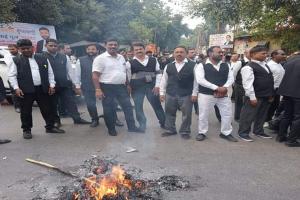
top-left (0, 37), bottom-right (299, 147)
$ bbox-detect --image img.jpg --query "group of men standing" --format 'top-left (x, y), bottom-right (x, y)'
top-left (1, 37), bottom-right (300, 147)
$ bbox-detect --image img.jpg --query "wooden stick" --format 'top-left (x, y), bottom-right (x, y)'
top-left (26, 158), bottom-right (77, 177)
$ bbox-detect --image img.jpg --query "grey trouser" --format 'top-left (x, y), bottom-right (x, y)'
top-left (238, 97), bottom-right (270, 136)
top-left (165, 94), bottom-right (193, 134)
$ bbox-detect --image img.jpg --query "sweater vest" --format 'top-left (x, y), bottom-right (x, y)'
top-left (45, 53), bottom-right (69, 87)
top-left (13, 54), bottom-right (49, 94)
top-left (248, 62), bottom-right (274, 97)
top-left (198, 63), bottom-right (229, 95)
top-left (79, 55), bottom-right (95, 91)
top-left (166, 61), bottom-right (195, 97)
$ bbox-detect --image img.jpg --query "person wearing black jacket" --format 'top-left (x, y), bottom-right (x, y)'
top-left (238, 46), bottom-right (274, 142)
top-left (75, 44), bottom-right (100, 127)
top-left (0, 76), bottom-right (11, 144)
top-left (8, 39), bottom-right (65, 139)
top-left (44, 38), bottom-right (90, 127)
top-left (277, 53), bottom-right (300, 146)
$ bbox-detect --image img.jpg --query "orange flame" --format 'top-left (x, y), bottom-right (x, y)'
top-left (84, 165), bottom-right (132, 200)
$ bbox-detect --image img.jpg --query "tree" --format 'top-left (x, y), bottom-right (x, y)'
top-left (0, 0), bottom-right (16, 23)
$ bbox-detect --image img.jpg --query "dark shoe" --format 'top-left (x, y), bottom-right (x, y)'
top-left (23, 131), bottom-right (32, 139)
top-left (46, 127), bottom-right (65, 134)
top-left (160, 124), bottom-right (166, 129)
top-left (286, 140), bottom-right (300, 147)
top-left (238, 134), bottom-right (254, 142)
top-left (15, 108), bottom-right (21, 113)
top-left (90, 120), bottom-right (99, 128)
top-left (0, 139), bottom-right (11, 144)
top-left (276, 135), bottom-right (287, 143)
top-left (74, 118), bottom-right (91, 124)
top-left (254, 132), bottom-right (272, 139)
top-left (195, 134), bottom-right (206, 141)
top-left (181, 134), bottom-right (191, 140)
top-left (220, 134), bottom-right (238, 142)
top-left (108, 129), bottom-right (118, 136)
top-left (128, 127), bottom-right (145, 133)
top-left (161, 131), bottom-right (177, 137)
top-left (54, 121), bottom-right (62, 128)
top-left (115, 119), bottom-right (124, 127)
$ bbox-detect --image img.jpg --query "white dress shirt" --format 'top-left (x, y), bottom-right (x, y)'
top-left (8, 55), bottom-right (55, 90)
top-left (194, 59), bottom-right (234, 91)
top-left (92, 51), bottom-right (128, 84)
top-left (160, 58), bottom-right (198, 96)
top-left (241, 59), bottom-right (270, 100)
top-left (126, 55), bottom-right (162, 87)
top-left (267, 59), bottom-right (285, 88)
top-left (230, 60), bottom-right (242, 80)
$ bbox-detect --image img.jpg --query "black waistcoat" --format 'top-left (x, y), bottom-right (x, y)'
top-left (79, 55), bottom-right (95, 91)
top-left (130, 57), bottom-right (157, 74)
top-left (198, 63), bottom-right (229, 95)
top-left (166, 60), bottom-right (195, 97)
top-left (45, 52), bottom-right (69, 87)
top-left (248, 62), bottom-right (274, 97)
top-left (13, 54), bottom-right (49, 94)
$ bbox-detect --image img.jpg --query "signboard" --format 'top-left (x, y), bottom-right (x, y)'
top-left (0, 22), bottom-right (56, 48)
top-left (209, 33), bottom-right (234, 49)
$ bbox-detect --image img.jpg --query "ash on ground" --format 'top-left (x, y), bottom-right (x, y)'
top-left (32, 156), bottom-right (191, 200)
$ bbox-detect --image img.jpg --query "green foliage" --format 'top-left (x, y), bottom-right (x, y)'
top-left (189, 0), bottom-right (300, 52)
top-left (2, 0), bottom-right (190, 50)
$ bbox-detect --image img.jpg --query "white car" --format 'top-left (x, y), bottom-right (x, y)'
top-left (0, 46), bottom-right (12, 101)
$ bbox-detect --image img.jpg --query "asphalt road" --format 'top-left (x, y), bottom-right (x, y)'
top-left (1, 102), bottom-right (300, 200)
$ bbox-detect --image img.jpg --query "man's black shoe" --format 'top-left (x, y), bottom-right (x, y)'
top-left (90, 120), bottom-right (99, 128)
top-left (74, 118), bottom-right (91, 124)
top-left (128, 127), bottom-right (145, 133)
top-left (254, 132), bottom-right (272, 139)
top-left (286, 140), bottom-right (300, 147)
top-left (115, 119), bottom-right (124, 127)
top-left (108, 129), bottom-right (118, 136)
top-left (54, 121), bottom-right (62, 128)
top-left (220, 134), bottom-right (238, 142)
top-left (181, 134), bottom-right (191, 140)
top-left (46, 127), bottom-right (65, 134)
top-left (195, 134), bottom-right (206, 141)
top-left (0, 139), bottom-right (11, 144)
top-left (23, 131), bottom-right (32, 139)
top-left (238, 134), bottom-right (254, 142)
top-left (161, 131), bottom-right (177, 137)
top-left (276, 135), bottom-right (287, 143)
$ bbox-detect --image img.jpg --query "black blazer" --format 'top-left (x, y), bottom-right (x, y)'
top-left (36, 40), bottom-right (44, 53)
top-left (278, 55), bottom-right (300, 98)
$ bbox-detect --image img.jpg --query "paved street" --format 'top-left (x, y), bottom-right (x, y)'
top-left (1, 102), bottom-right (300, 200)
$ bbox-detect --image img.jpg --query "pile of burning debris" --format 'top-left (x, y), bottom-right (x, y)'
top-left (31, 156), bottom-right (190, 200)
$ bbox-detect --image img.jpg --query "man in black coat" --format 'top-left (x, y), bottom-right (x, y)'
top-left (277, 53), bottom-right (300, 146)
top-left (0, 76), bottom-right (11, 144)
top-left (36, 27), bottom-right (50, 53)
top-left (7, 39), bottom-right (65, 139)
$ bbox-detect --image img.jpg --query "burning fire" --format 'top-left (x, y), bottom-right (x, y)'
top-left (82, 165), bottom-right (132, 200)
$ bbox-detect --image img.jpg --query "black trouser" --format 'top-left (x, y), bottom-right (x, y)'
top-left (50, 86), bottom-right (81, 123)
top-left (100, 83), bottom-right (136, 131)
top-left (20, 86), bottom-right (54, 131)
top-left (131, 82), bottom-right (165, 130)
top-left (279, 96), bottom-right (300, 141)
top-left (238, 97), bottom-right (270, 136)
top-left (266, 90), bottom-right (280, 122)
top-left (82, 89), bottom-right (98, 121)
top-left (234, 84), bottom-right (244, 121)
